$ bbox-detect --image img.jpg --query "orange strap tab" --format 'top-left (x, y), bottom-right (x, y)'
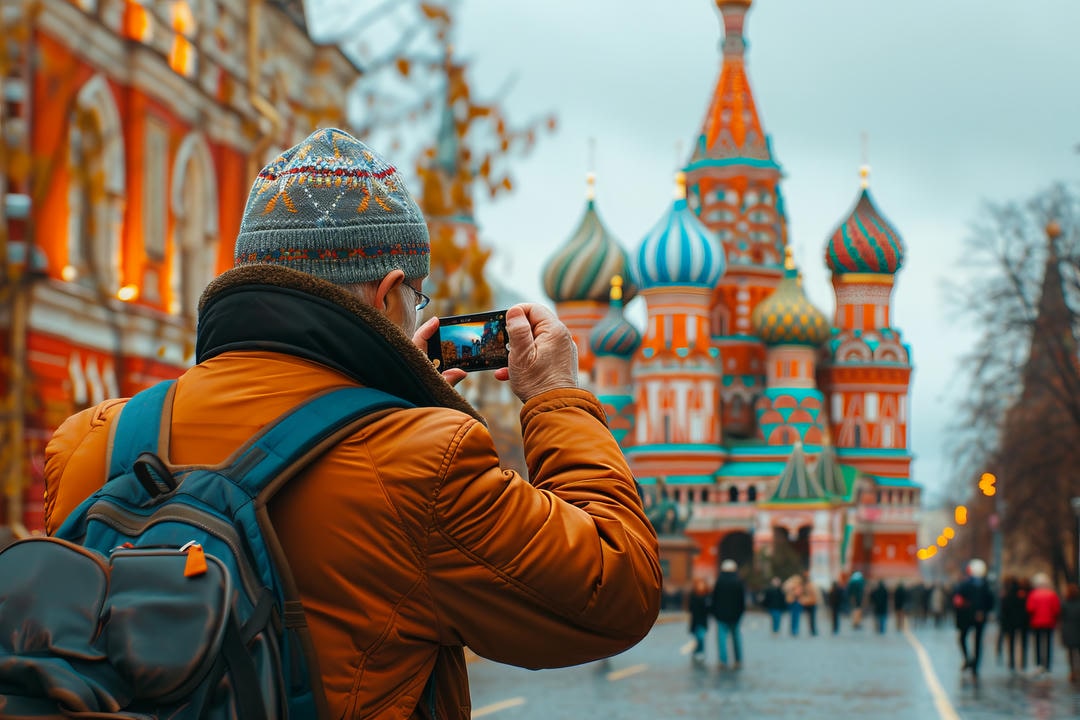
top-left (184, 543), bottom-right (208, 577)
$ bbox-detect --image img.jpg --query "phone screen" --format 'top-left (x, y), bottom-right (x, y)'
top-left (426, 310), bottom-right (509, 372)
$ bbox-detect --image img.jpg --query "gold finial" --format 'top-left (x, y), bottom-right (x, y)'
top-left (784, 245), bottom-right (795, 271)
top-left (586, 171), bottom-right (596, 201)
top-left (610, 275), bottom-right (624, 302)
top-left (859, 131), bottom-right (870, 189)
top-left (1047, 220), bottom-right (1063, 240)
top-left (674, 171), bottom-right (687, 200)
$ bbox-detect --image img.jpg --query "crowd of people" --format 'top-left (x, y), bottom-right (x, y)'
top-left (687, 557), bottom-right (1080, 687)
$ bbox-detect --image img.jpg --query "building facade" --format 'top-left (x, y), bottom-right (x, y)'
top-left (0, 0), bottom-right (360, 535)
top-left (541, 0), bottom-right (920, 592)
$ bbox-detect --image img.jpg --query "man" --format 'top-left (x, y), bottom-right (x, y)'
top-left (870, 580), bottom-right (890, 635)
top-left (712, 559), bottom-right (746, 669)
top-left (954, 558), bottom-right (996, 681)
top-left (42, 129), bottom-right (662, 719)
top-left (762, 577), bottom-right (787, 634)
top-left (848, 570), bottom-right (866, 630)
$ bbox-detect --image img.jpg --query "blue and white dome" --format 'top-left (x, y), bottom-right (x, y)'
top-left (635, 174), bottom-right (725, 289)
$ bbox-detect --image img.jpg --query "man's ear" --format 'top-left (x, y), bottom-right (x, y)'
top-left (374, 269), bottom-right (406, 311)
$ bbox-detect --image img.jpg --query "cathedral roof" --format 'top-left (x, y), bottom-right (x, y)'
top-left (542, 174), bottom-right (639, 303)
top-left (825, 171), bottom-right (904, 275)
top-left (635, 174), bottom-right (725, 289)
top-left (812, 444), bottom-right (853, 500)
top-left (751, 249), bottom-right (829, 346)
top-left (589, 276), bottom-right (643, 358)
top-left (769, 442), bottom-right (828, 502)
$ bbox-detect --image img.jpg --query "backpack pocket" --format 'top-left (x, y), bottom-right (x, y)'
top-left (106, 548), bottom-right (230, 705)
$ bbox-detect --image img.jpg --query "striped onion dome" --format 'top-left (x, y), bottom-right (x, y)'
top-left (542, 174), bottom-right (639, 303)
top-left (825, 170), bottom-right (904, 275)
top-left (589, 276), bottom-right (642, 358)
top-left (751, 248), bottom-right (829, 346)
top-left (635, 173), bottom-right (725, 289)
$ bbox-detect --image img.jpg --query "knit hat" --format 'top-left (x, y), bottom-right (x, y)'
top-left (235, 128), bottom-right (429, 284)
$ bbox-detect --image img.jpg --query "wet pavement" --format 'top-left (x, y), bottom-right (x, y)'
top-left (466, 612), bottom-right (1080, 719)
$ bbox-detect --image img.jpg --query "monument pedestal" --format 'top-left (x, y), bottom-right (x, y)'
top-left (659, 534), bottom-right (700, 610)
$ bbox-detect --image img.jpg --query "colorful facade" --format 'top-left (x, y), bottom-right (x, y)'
top-left (542, 0), bottom-right (920, 591)
top-left (0, 0), bottom-right (360, 535)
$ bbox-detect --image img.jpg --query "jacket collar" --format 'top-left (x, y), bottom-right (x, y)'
top-left (196, 265), bottom-right (484, 422)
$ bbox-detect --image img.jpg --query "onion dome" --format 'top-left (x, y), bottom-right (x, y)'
top-left (542, 173), bottom-right (639, 303)
top-left (825, 167), bottom-right (904, 275)
top-left (751, 247), bottom-right (830, 346)
top-left (635, 173), bottom-right (725, 289)
top-left (589, 276), bottom-right (642, 358)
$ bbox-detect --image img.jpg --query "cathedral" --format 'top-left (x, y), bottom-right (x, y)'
top-left (541, 0), bottom-right (920, 592)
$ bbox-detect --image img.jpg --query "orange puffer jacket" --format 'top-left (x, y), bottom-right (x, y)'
top-left (43, 266), bottom-right (662, 720)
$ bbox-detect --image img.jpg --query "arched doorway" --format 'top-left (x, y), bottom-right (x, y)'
top-left (770, 525), bottom-right (810, 578)
top-left (719, 531), bottom-right (753, 573)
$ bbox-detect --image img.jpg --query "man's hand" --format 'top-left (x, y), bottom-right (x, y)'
top-left (494, 303), bottom-right (578, 402)
top-left (413, 316), bottom-right (467, 387)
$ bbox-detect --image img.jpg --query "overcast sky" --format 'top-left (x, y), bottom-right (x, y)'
top-left (311, 0), bottom-right (1080, 503)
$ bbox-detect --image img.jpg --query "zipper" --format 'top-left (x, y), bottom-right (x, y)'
top-left (86, 502), bottom-right (262, 603)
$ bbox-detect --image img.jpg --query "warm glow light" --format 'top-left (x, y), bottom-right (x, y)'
top-left (925, 545), bottom-right (938, 557)
top-left (61, 265), bottom-right (78, 281)
top-left (955, 506), bottom-right (968, 525)
top-left (937, 535), bottom-right (948, 547)
top-left (917, 548), bottom-right (928, 560)
top-left (979, 472), bottom-right (997, 496)
top-left (943, 527), bottom-right (955, 539)
top-left (117, 284), bottom-right (139, 302)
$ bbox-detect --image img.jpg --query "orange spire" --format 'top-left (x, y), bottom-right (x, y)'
top-left (697, 0), bottom-right (767, 158)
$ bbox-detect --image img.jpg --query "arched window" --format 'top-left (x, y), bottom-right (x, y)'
top-left (747, 486), bottom-right (757, 502)
top-left (728, 486), bottom-right (739, 503)
top-left (171, 132), bottom-right (219, 318)
top-left (66, 75), bottom-right (124, 294)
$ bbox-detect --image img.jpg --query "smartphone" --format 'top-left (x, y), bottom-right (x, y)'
top-left (426, 310), bottom-right (510, 372)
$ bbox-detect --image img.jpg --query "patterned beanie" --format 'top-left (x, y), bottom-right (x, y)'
top-left (235, 128), bottom-right (429, 284)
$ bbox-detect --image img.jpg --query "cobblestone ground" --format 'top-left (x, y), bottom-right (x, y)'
top-left (466, 612), bottom-right (1080, 719)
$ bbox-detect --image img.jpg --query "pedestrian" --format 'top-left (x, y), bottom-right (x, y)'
top-left (999, 575), bottom-right (1030, 673)
top-left (41, 128), bottom-right (663, 719)
top-left (688, 577), bottom-right (711, 664)
top-left (762, 576), bottom-right (787, 634)
top-left (712, 559), bottom-right (747, 670)
top-left (929, 582), bottom-right (947, 628)
top-left (1026, 572), bottom-right (1061, 675)
top-left (893, 580), bottom-right (909, 632)
top-left (954, 558), bottom-right (995, 682)
top-left (783, 573), bottom-right (804, 636)
top-left (870, 580), bottom-right (890, 635)
top-left (799, 572), bottom-right (820, 636)
top-left (848, 570), bottom-right (866, 630)
top-left (827, 578), bottom-right (847, 635)
top-left (910, 581), bottom-right (928, 628)
top-left (1061, 584), bottom-right (1080, 685)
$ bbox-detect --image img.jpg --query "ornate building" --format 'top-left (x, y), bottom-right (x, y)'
top-left (542, 0), bottom-right (920, 592)
top-left (0, 0), bottom-right (360, 535)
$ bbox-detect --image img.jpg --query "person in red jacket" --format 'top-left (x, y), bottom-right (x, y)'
top-left (1026, 572), bottom-right (1062, 675)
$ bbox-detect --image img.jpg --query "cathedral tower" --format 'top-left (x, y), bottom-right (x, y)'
top-left (627, 173), bottom-right (726, 480)
top-left (685, 0), bottom-right (788, 436)
top-left (818, 167), bottom-right (912, 481)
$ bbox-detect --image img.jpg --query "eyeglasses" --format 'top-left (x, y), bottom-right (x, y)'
top-left (405, 284), bottom-right (431, 312)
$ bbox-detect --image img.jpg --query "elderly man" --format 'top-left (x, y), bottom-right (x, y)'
top-left (43, 128), bottom-right (662, 719)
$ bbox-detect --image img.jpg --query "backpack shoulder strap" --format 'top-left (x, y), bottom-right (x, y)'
top-left (224, 386), bottom-right (415, 501)
top-left (107, 380), bottom-right (177, 481)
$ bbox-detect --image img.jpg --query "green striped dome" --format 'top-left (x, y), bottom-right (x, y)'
top-left (542, 198), bottom-right (638, 303)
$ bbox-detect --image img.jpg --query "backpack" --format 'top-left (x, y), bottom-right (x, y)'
top-left (0, 380), bottom-right (412, 719)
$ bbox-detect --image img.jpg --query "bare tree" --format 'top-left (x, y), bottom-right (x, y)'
top-left (946, 182), bottom-right (1080, 583)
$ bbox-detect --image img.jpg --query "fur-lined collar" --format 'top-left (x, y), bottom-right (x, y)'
top-left (196, 265), bottom-right (484, 423)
